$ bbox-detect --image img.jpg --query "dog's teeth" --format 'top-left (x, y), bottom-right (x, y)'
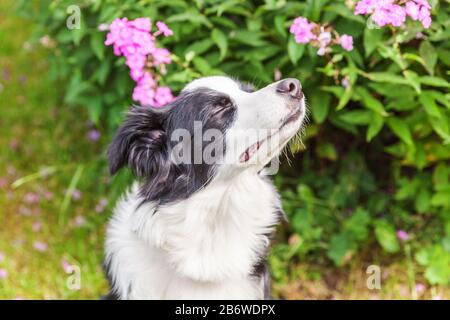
top-left (240, 141), bottom-right (261, 163)
top-left (240, 150), bottom-right (250, 162)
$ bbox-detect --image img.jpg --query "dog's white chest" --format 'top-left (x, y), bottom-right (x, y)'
top-left (105, 172), bottom-right (281, 299)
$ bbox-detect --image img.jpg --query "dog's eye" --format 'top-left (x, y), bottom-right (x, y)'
top-left (212, 97), bottom-right (235, 117)
top-left (218, 97), bottom-right (232, 107)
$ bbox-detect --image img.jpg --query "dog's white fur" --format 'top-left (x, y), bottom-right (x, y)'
top-left (105, 76), bottom-right (305, 299)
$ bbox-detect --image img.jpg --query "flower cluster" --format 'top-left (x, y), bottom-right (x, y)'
top-left (290, 17), bottom-right (353, 55)
top-left (104, 17), bottom-right (174, 107)
top-left (354, 0), bottom-right (432, 28)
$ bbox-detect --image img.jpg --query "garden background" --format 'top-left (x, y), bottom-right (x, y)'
top-left (0, 0), bottom-right (449, 299)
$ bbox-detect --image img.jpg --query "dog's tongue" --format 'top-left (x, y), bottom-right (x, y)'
top-left (239, 142), bottom-right (260, 163)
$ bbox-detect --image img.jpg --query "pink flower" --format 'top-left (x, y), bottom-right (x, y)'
top-left (0, 269), bottom-right (8, 279)
top-left (156, 21), bottom-right (173, 37)
top-left (340, 34), bottom-right (354, 51)
top-left (24, 192), bottom-right (40, 204)
top-left (317, 31), bottom-right (332, 54)
top-left (317, 47), bottom-right (327, 56)
top-left (154, 87), bottom-right (174, 107)
top-left (98, 23), bottom-right (109, 31)
top-left (133, 74), bottom-right (156, 106)
top-left (355, 0), bottom-right (377, 15)
top-left (396, 230), bottom-right (410, 241)
top-left (33, 241), bottom-right (48, 252)
top-left (415, 283), bottom-right (426, 294)
top-left (355, 0), bottom-right (431, 29)
top-left (289, 17), bottom-right (316, 44)
top-left (126, 53), bottom-right (146, 70)
top-left (370, 4), bottom-right (405, 27)
top-left (388, 4), bottom-right (407, 27)
top-left (105, 17), bottom-right (175, 106)
top-left (405, 1), bottom-right (420, 20)
top-left (74, 215), bottom-right (86, 227)
top-left (418, 5), bottom-right (431, 28)
top-left (71, 189), bottom-right (81, 201)
top-left (32, 221), bottom-right (42, 232)
top-left (88, 129), bottom-right (100, 142)
top-left (153, 48), bottom-right (172, 66)
top-left (0, 177), bottom-right (7, 188)
top-left (95, 198), bottom-right (108, 213)
top-left (341, 76), bottom-right (350, 88)
top-left (61, 259), bottom-right (72, 273)
top-left (128, 17), bottom-right (151, 32)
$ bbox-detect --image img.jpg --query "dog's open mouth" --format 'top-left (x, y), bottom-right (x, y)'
top-left (239, 108), bottom-right (301, 163)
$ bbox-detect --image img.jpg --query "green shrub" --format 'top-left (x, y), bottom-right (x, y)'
top-left (18, 0), bottom-right (450, 286)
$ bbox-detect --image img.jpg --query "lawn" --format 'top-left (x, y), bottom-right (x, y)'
top-left (0, 0), bottom-right (110, 299)
top-left (0, 0), bottom-right (448, 300)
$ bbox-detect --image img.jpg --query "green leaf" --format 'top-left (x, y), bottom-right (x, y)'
top-left (437, 48), bottom-right (450, 66)
top-left (419, 41), bottom-right (437, 75)
top-left (387, 118), bottom-right (413, 146)
top-left (355, 87), bottom-right (388, 116)
top-left (336, 86), bottom-right (353, 110)
top-left (211, 28), bottom-right (228, 60)
top-left (404, 70), bottom-right (421, 94)
top-left (343, 208), bottom-right (370, 241)
top-left (403, 52), bottom-right (426, 67)
top-left (328, 233), bottom-right (353, 266)
top-left (425, 263), bottom-right (450, 285)
top-left (338, 110), bottom-right (372, 125)
top-left (378, 44), bottom-right (407, 70)
top-left (431, 192), bottom-right (450, 206)
top-left (287, 37), bottom-right (305, 65)
top-left (185, 39), bottom-right (214, 56)
top-left (420, 76), bottom-right (450, 88)
top-left (365, 72), bottom-right (407, 84)
top-left (416, 246), bottom-right (450, 285)
top-left (415, 189), bottom-right (431, 213)
top-left (363, 27), bottom-right (383, 56)
top-left (90, 32), bottom-right (105, 60)
top-left (192, 56), bottom-right (211, 75)
top-left (231, 30), bottom-right (268, 47)
top-left (310, 90), bottom-right (331, 123)
top-left (430, 91), bottom-right (450, 109)
top-left (316, 143), bottom-right (337, 161)
top-left (274, 15), bottom-right (287, 38)
top-left (414, 143), bottom-right (427, 169)
top-left (167, 10), bottom-right (212, 28)
top-left (374, 220), bottom-right (400, 253)
top-left (93, 60), bottom-right (110, 85)
top-left (72, 26), bottom-right (86, 46)
top-left (366, 113), bottom-right (384, 142)
top-left (428, 116), bottom-right (450, 143)
top-left (419, 91), bottom-right (441, 118)
top-left (86, 96), bottom-right (102, 125)
top-left (297, 184), bottom-right (315, 204)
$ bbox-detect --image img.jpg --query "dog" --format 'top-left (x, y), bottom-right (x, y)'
top-left (104, 76), bottom-right (306, 299)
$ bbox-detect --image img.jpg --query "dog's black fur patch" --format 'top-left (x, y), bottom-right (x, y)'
top-left (108, 87), bottom-right (237, 205)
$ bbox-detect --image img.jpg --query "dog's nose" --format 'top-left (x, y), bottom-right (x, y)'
top-left (276, 78), bottom-right (303, 100)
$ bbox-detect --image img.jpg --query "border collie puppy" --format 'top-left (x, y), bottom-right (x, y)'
top-left (105, 76), bottom-right (306, 299)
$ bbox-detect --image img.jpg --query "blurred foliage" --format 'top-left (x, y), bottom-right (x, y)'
top-left (17, 0), bottom-right (450, 286)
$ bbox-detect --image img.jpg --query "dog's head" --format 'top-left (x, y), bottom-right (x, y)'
top-left (108, 76), bottom-right (306, 204)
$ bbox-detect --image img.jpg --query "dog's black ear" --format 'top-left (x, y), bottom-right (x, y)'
top-left (108, 106), bottom-right (168, 177)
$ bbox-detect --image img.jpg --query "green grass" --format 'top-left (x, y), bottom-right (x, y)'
top-left (0, 0), bottom-right (448, 300)
top-left (0, 0), bottom-right (111, 299)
